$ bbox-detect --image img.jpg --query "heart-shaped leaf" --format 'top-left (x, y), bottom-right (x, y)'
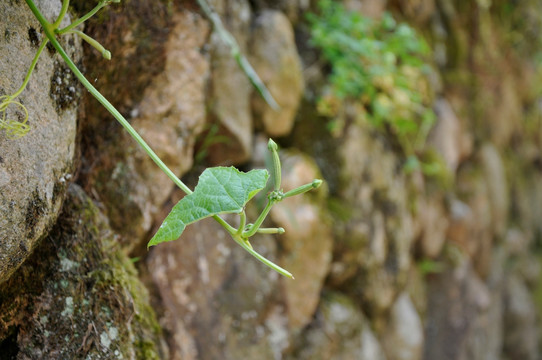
top-left (148, 166), bottom-right (269, 247)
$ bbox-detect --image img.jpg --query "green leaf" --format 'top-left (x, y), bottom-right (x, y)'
top-left (148, 166), bottom-right (269, 247)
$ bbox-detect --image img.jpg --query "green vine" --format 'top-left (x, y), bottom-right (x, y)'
top-left (11, 0), bottom-right (318, 278)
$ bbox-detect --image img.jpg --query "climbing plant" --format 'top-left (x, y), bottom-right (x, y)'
top-left (308, 0), bottom-right (437, 171)
top-left (3, 0), bottom-right (321, 278)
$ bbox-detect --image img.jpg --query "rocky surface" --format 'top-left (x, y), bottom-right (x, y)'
top-left (0, 184), bottom-right (165, 359)
top-left (0, 0), bottom-right (80, 283)
top-left (204, 0), bottom-right (254, 165)
top-left (2, 0), bottom-right (542, 359)
top-left (147, 216), bottom-right (282, 360)
top-left (250, 10), bottom-right (304, 137)
top-left (270, 151), bottom-right (332, 332)
top-left (77, 1), bottom-right (209, 248)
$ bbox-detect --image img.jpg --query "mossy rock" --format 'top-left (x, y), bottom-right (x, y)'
top-left (0, 184), bottom-right (165, 359)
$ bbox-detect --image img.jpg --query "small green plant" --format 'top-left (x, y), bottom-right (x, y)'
top-left (10, 0), bottom-right (320, 278)
top-left (307, 0), bottom-right (436, 158)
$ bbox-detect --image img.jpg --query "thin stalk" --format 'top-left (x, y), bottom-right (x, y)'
top-left (242, 199), bottom-right (275, 238)
top-left (257, 227), bottom-right (285, 234)
top-left (196, 0), bottom-right (280, 110)
top-left (66, 29), bottom-right (111, 59)
top-left (25, 0), bottom-right (194, 196)
top-left (232, 234), bottom-right (293, 279)
top-left (237, 210), bottom-right (246, 235)
top-left (11, 38), bottom-right (49, 99)
top-left (283, 179), bottom-right (323, 199)
top-left (51, 0), bottom-right (70, 30)
top-left (268, 139), bottom-right (281, 190)
top-left (57, 2), bottom-right (107, 34)
top-left (213, 215), bottom-right (237, 236)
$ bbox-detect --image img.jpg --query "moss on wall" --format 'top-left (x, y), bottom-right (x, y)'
top-left (0, 184), bottom-right (165, 359)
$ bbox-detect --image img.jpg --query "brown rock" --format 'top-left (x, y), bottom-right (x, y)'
top-left (80, 9), bottom-right (209, 247)
top-left (250, 10), bottom-right (304, 137)
top-left (344, 0), bottom-right (388, 18)
top-left (270, 151), bottom-right (332, 332)
top-left (329, 123), bottom-right (413, 316)
top-left (147, 216), bottom-right (282, 359)
top-left (286, 292), bottom-right (387, 360)
top-left (417, 195), bottom-right (449, 258)
top-left (429, 98), bottom-right (464, 173)
top-left (205, 0), bottom-right (254, 165)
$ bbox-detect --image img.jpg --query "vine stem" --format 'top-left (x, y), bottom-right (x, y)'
top-left (195, 0), bottom-right (280, 110)
top-left (232, 234), bottom-right (293, 279)
top-left (57, 1), bottom-right (108, 34)
top-left (12, 38), bottom-right (49, 99)
top-left (24, 0), bottom-right (293, 278)
top-left (23, 0), bottom-right (240, 235)
top-left (24, 0), bottom-right (194, 196)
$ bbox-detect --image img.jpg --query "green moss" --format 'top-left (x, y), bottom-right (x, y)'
top-left (0, 184), bottom-right (164, 358)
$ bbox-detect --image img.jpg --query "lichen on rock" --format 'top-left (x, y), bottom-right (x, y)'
top-left (0, 184), bottom-right (166, 359)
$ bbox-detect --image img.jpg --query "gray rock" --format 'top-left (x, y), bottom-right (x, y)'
top-left (250, 0), bottom-right (312, 24)
top-left (250, 10), bottom-right (304, 137)
top-left (0, 0), bottom-right (80, 283)
top-left (287, 292), bottom-right (387, 360)
top-left (503, 275), bottom-right (539, 360)
top-left (380, 293), bottom-right (424, 360)
top-left (329, 123), bottom-right (413, 316)
top-left (430, 98), bottom-right (467, 173)
top-left (423, 258), bottom-right (500, 360)
top-left (480, 144), bottom-right (508, 238)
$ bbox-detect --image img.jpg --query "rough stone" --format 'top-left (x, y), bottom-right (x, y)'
top-left (286, 292), bottom-right (387, 360)
top-left (204, 0), bottom-right (254, 165)
top-left (395, 0), bottom-right (436, 24)
top-left (328, 123), bottom-right (413, 317)
top-left (129, 12), bottom-right (210, 232)
top-left (250, 10), bottom-right (304, 137)
top-left (380, 293), bottom-right (424, 360)
top-left (416, 195), bottom-right (448, 258)
top-left (480, 144), bottom-right (508, 238)
top-left (451, 165), bottom-right (494, 276)
top-left (79, 8), bottom-right (209, 247)
top-left (0, 184), bottom-right (166, 359)
top-left (423, 257), bottom-right (497, 360)
top-left (250, 0), bottom-right (312, 24)
top-left (344, 0), bottom-right (388, 18)
top-left (503, 274), bottom-right (539, 360)
top-left (429, 98), bottom-right (467, 173)
top-left (147, 215), bottom-right (282, 360)
top-left (270, 151), bottom-right (332, 332)
top-left (0, 0), bottom-right (80, 283)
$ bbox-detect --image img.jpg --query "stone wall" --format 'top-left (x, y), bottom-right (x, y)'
top-left (1, 0), bottom-right (541, 359)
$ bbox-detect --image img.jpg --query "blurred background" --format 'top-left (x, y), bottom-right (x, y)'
top-left (1, 0), bottom-right (542, 359)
